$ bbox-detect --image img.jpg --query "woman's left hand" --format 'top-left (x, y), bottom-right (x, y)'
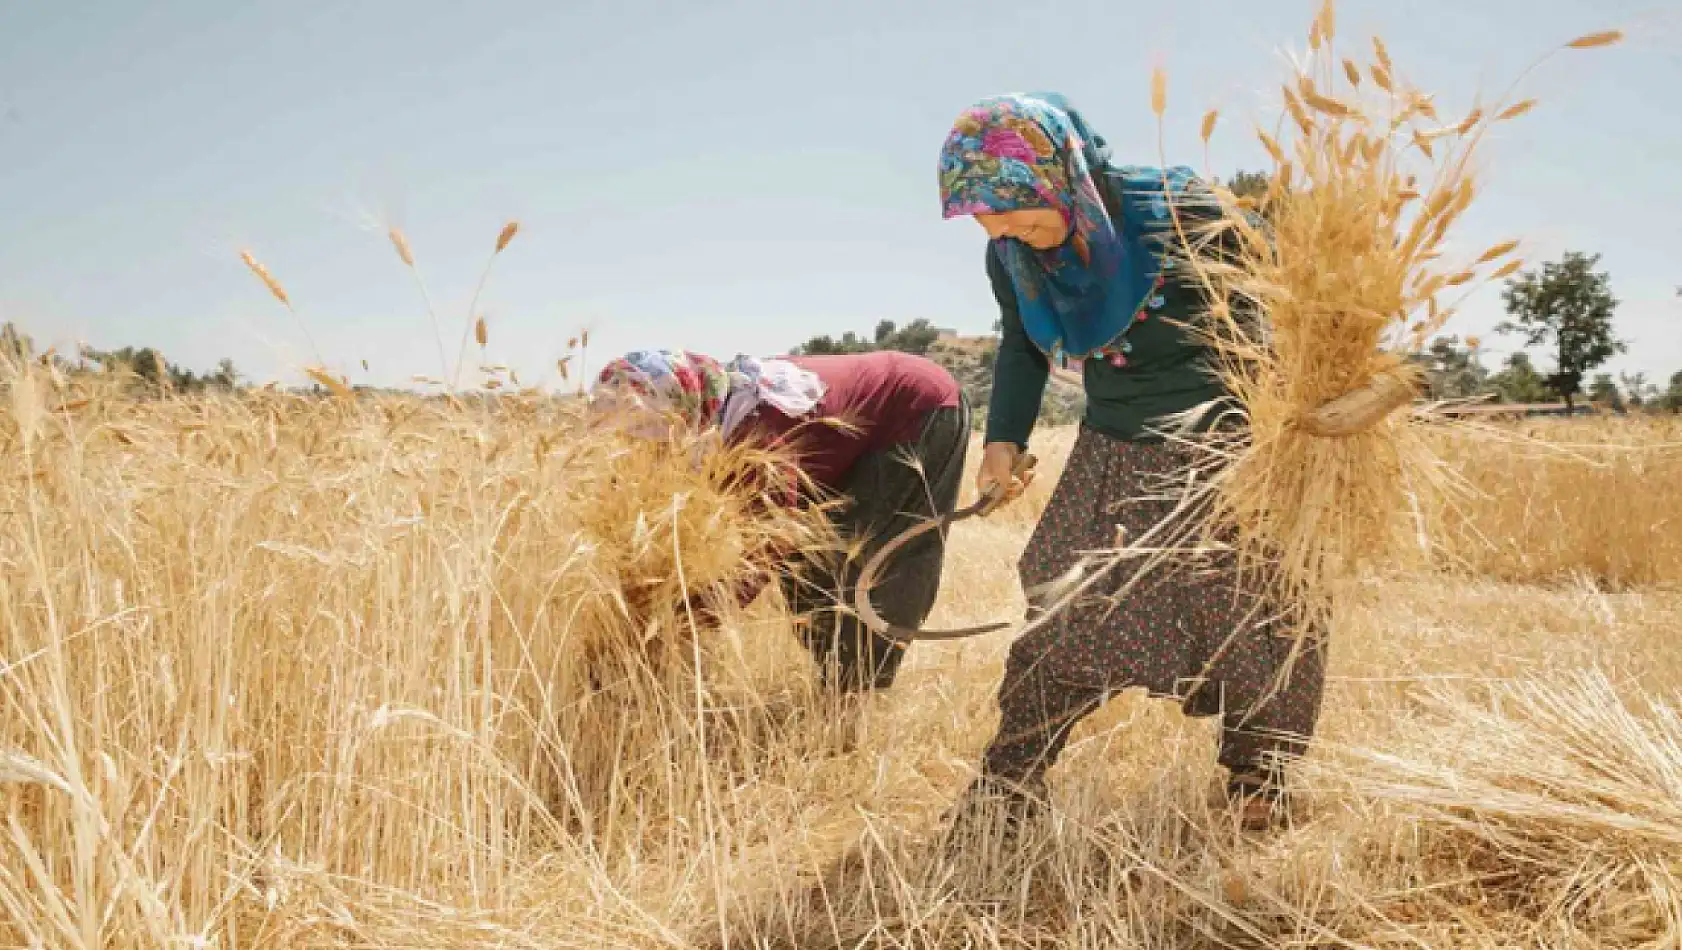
top-left (977, 441), bottom-right (1034, 510)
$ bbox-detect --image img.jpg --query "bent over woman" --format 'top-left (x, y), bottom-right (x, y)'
top-left (591, 348), bottom-right (969, 694)
top-left (938, 91), bottom-right (1326, 832)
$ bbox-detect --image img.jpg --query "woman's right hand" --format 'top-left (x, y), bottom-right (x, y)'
top-left (977, 441), bottom-right (1033, 510)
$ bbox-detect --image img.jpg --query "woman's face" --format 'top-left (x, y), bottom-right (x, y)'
top-left (975, 208), bottom-right (1068, 250)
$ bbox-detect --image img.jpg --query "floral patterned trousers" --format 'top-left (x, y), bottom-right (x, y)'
top-left (979, 425), bottom-right (1327, 786)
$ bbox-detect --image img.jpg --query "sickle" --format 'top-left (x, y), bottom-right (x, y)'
top-left (852, 453), bottom-right (1037, 642)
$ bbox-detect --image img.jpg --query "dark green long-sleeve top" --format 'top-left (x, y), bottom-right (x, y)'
top-left (984, 169), bottom-right (1232, 449)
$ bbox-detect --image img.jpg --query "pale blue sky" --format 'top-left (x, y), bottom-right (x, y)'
top-left (2, 0), bottom-right (1677, 391)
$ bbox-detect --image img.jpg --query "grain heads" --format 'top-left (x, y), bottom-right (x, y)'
top-left (241, 251), bottom-right (291, 308)
top-left (389, 228), bottom-right (416, 268)
top-left (495, 221), bottom-right (520, 254)
top-left (1496, 99), bottom-right (1538, 121)
top-left (1567, 30), bottom-right (1624, 49)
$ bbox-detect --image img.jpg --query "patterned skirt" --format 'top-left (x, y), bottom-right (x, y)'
top-left (1012, 425), bottom-right (1307, 721)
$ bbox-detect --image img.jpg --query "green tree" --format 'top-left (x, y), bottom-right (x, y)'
top-left (80, 345), bottom-right (241, 393)
top-left (1587, 372), bottom-right (1624, 410)
top-left (792, 335), bottom-right (837, 356)
top-left (1496, 251), bottom-right (1624, 409)
top-left (792, 331), bottom-right (869, 356)
top-left (793, 318), bottom-right (940, 357)
top-left (1226, 170), bottom-right (1290, 226)
top-left (1661, 370), bottom-right (1682, 413)
top-left (213, 358), bottom-right (240, 389)
top-left (83, 346), bottom-right (164, 385)
top-left (1416, 335), bottom-right (1491, 400)
top-left (1619, 371), bottom-right (1655, 409)
top-left (1227, 170), bottom-right (1272, 201)
top-left (881, 319), bottom-right (941, 355)
top-left (1489, 352), bottom-right (1550, 404)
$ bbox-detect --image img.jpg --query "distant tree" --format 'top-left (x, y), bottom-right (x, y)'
top-left (80, 345), bottom-right (241, 393)
top-left (1587, 372), bottom-right (1624, 411)
top-left (1226, 170), bottom-right (1289, 225)
top-left (1489, 352), bottom-right (1550, 404)
top-left (1661, 370), bottom-right (1682, 413)
top-left (794, 331), bottom-right (867, 356)
top-left (1416, 335), bottom-right (1491, 400)
top-left (881, 319), bottom-right (941, 355)
top-left (1619, 371), bottom-right (1655, 409)
top-left (792, 335), bottom-right (838, 356)
top-left (1496, 251), bottom-right (1624, 409)
top-left (212, 357), bottom-right (240, 389)
top-left (792, 318), bottom-right (940, 357)
top-left (1227, 170), bottom-right (1272, 201)
top-left (83, 346), bottom-right (162, 385)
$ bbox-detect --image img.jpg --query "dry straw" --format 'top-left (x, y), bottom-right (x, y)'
top-left (0, 363), bottom-right (841, 947)
top-left (1151, 2), bottom-right (1624, 632)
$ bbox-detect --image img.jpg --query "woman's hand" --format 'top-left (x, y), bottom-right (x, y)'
top-left (977, 441), bottom-right (1034, 510)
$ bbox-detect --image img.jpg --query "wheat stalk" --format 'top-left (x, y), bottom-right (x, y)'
top-left (240, 250), bottom-right (323, 366)
top-left (387, 226), bottom-right (451, 383)
top-left (453, 220), bottom-right (522, 391)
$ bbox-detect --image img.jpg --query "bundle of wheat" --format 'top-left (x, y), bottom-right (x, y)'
top-left (559, 424), bottom-right (840, 679)
top-left (1158, 1), bottom-right (1623, 629)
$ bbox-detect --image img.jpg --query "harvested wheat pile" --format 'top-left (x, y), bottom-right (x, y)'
top-left (1302, 668), bottom-right (1682, 947)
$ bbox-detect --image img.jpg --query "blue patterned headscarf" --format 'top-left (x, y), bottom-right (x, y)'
top-left (938, 91), bottom-right (1215, 360)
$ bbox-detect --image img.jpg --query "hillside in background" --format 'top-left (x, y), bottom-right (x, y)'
top-left (924, 331), bottom-right (1086, 431)
top-left (789, 318), bottom-right (1085, 432)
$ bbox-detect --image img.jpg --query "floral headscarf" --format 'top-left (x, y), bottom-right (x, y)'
top-left (593, 349), bottom-right (826, 441)
top-left (938, 91), bottom-right (1216, 361)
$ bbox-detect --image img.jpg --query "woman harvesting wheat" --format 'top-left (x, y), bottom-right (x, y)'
top-left (939, 91), bottom-right (1324, 835)
top-left (590, 348), bottom-right (968, 695)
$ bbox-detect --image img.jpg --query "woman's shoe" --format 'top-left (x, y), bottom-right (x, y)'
top-left (1225, 770), bottom-right (1291, 832)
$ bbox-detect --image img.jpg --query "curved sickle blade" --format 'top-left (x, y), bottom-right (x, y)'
top-left (852, 453), bottom-right (1036, 642)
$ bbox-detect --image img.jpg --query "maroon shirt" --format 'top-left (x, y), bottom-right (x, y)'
top-left (697, 350), bottom-right (962, 619)
top-left (737, 350), bottom-right (962, 496)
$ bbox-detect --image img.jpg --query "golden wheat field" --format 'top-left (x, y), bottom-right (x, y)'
top-left (5, 360), bottom-right (1682, 949)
